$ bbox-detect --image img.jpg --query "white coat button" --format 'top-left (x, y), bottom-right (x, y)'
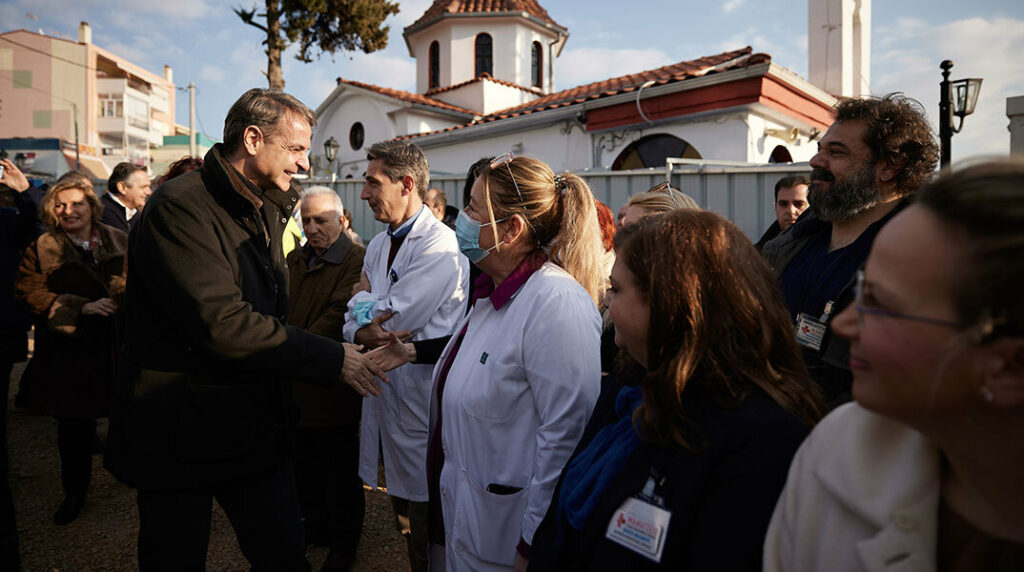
top-left (891, 510), bottom-right (916, 531)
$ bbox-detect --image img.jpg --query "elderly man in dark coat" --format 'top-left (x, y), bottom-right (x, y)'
top-left (104, 88), bottom-right (386, 571)
top-left (286, 185), bottom-right (366, 571)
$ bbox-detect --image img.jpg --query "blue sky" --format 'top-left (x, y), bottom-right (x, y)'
top-left (2, 0), bottom-right (1021, 163)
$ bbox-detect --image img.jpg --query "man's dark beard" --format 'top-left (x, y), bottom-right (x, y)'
top-left (808, 163), bottom-right (881, 222)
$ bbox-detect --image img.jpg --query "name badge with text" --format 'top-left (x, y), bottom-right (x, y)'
top-left (795, 312), bottom-right (826, 351)
top-left (605, 497), bottom-right (671, 562)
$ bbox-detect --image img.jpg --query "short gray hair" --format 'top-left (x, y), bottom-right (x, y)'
top-left (366, 141), bottom-right (430, 199)
top-left (301, 185), bottom-right (344, 214)
top-left (223, 88), bottom-right (316, 155)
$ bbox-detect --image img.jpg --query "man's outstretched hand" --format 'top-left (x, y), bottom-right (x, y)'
top-left (341, 343), bottom-right (389, 397)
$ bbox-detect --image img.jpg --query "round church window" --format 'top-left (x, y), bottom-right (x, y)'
top-left (349, 122), bottom-right (365, 151)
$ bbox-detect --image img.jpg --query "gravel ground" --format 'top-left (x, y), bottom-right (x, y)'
top-left (7, 359), bottom-right (410, 572)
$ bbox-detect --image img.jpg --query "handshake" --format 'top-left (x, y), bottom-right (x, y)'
top-left (340, 310), bottom-right (415, 397)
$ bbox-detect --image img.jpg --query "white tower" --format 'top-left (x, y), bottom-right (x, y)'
top-left (403, 0), bottom-right (567, 114)
top-left (809, 0), bottom-right (871, 97)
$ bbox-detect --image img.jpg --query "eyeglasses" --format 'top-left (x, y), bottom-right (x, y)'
top-left (490, 152), bottom-right (524, 203)
top-left (853, 270), bottom-right (960, 328)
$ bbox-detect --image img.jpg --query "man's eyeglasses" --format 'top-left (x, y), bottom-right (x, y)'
top-left (853, 270), bottom-right (960, 328)
top-left (491, 152), bottom-right (524, 203)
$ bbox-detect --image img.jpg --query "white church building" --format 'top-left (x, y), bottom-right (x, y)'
top-left (311, 0), bottom-right (869, 182)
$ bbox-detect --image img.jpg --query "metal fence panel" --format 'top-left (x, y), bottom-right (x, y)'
top-left (304, 162), bottom-right (810, 244)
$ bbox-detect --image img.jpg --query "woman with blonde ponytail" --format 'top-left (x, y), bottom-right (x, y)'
top-left (419, 153), bottom-right (602, 571)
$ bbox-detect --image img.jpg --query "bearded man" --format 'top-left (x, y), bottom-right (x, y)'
top-left (761, 94), bottom-right (939, 407)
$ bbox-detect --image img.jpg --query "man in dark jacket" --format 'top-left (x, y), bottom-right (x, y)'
top-left (100, 162), bottom-right (150, 233)
top-left (104, 88), bottom-right (386, 571)
top-left (755, 175), bottom-right (810, 250)
top-left (761, 94), bottom-right (938, 407)
top-left (286, 186), bottom-right (366, 572)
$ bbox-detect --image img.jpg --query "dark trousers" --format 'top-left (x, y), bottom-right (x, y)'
top-left (392, 496), bottom-right (429, 572)
top-left (56, 417), bottom-right (96, 496)
top-left (137, 460), bottom-right (309, 572)
top-left (294, 425), bottom-right (364, 557)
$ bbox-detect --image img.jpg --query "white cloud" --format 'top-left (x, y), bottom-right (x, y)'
top-left (556, 47), bottom-right (672, 89)
top-left (199, 65), bottom-right (225, 84)
top-left (391, 0), bottom-right (433, 29)
top-left (723, 0), bottom-right (747, 14)
top-left (873, 16), bottom-right (1024, 161)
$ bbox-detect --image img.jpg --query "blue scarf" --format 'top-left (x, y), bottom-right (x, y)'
top-left (558, 385), bottom-right (644, 531)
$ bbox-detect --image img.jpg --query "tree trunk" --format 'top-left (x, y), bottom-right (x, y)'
top-left (265, 0), bottom-right (285, 89)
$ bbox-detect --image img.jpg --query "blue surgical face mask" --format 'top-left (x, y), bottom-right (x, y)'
top-left (456, 210), bottom-right (505, 263)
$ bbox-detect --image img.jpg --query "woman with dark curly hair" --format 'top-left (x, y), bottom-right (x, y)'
top-left (529, 209), bottom-right (823, 571)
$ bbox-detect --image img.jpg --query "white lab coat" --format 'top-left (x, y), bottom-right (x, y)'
top-left (430, 261), bottom-right (601, 571)
top-left (764, 403), bottom-right (941, 572)
top-left (344, 206), bottom-right (468, 502)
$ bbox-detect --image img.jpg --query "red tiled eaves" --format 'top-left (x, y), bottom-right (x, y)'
top-left (394, 47), bottom-right (762, 141)
top-left (335, 77), bottom-right (478, 116)
top-left (424, 72), bottom-right (544, 97)
top-left (407, 0), bottom-right (564, 32)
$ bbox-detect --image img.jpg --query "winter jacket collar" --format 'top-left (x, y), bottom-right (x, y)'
top-left (299, 233), bottom-right (354, 267)
top-left (814, 405), bottom-right (940, 571)
top-left (202, 144), bottom-right (300, 219)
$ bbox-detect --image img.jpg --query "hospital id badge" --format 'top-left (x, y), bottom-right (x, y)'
top-left (605, 497), bottom-right (671, 562)
top-left (795, 312), bottom-right (826, 351)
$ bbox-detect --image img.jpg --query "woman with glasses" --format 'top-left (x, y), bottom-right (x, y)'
top-left (764, 161), bottom-right (1024, 571)
top-left (424, 153), bottom-right (605, 571)
top-left (618, 181), bottom-right (698, 228)
top-left (528, 209), bottom-right (823, 571)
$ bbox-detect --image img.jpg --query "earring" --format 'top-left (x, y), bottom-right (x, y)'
top-left (979, 385), bottom-right (996, 404)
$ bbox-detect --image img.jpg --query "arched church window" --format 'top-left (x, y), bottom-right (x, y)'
top-left (429, 41), bottom-right (440, 90)
top-left (769, 145), bottom-right (793, 163)
top-left (475, 33), bottom-right (493, 77)
top-left (531, 41), bottom-right (543, 88)
top-left (611, 134), bottom-right (702, 171)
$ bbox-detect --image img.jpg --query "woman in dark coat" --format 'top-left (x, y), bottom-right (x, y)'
top-left (15, 178), bottom-right (127, 525)
top-left (529, 210), bottom-right (824, 571)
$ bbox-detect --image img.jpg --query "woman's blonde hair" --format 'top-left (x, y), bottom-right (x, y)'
top-left (627, 182), bottom-right (699, 214)
top-left (478, 156), bottom-right (605, 305)
top-left (40, 178), bottom-right (104, 233)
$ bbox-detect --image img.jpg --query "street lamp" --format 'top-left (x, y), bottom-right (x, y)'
top-left (323, 136), bottom-right (340, 180)
top-left (939, 60), bottom-right (983, 167)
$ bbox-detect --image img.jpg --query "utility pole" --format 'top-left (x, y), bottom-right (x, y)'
top-left (189, 82), bottom-right (197, 157)
top-left (72, 102), bottom-right (80, 170)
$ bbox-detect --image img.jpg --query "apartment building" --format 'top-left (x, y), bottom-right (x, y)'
top-left (0, 22), bottom-right (175, 179)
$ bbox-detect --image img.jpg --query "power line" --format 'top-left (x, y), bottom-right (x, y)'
top-left (0, 35), bottom-right (99, 72)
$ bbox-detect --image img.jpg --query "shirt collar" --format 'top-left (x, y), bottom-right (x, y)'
top-left (387, 205), bottom-right (427, 239)
top-left (108, 192), bottom-right (137, 220)
top-left (474, 250), bottom-right (548, 310)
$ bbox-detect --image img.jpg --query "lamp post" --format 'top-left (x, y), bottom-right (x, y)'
top-left (938, 60), bottom-right (983, 168)
top-left (323, 136), bottom-right (340, 182)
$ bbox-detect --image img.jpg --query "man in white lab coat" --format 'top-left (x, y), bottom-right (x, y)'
top-left (343, 141), bottom-right (468, 572)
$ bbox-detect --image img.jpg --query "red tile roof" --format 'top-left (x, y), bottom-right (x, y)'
top-left (407, 0), bottom-right (564, 33)
top-left (396, 47), bottom-right (765, 140)
top-left (424, 72), bottom-right (544, 97)
top-left (335, 77), bottom-right (478, 116)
